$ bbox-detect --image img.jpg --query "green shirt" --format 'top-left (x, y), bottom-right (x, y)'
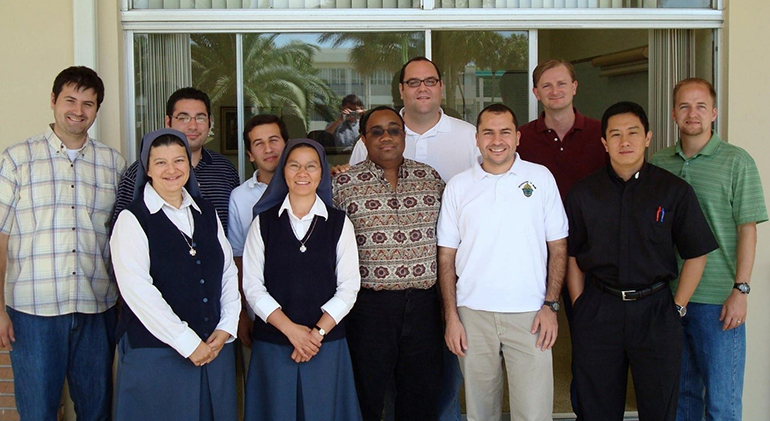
top-left (651, 132), bottom-right (768, 304)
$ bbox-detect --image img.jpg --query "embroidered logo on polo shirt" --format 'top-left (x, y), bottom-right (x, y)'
top-left (519, 181), bottom-right (536, 198)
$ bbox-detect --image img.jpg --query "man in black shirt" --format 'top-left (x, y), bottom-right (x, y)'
top-left (564, 101), bottom-right (718, 421)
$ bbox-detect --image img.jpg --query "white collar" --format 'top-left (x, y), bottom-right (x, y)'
top-left (402, 108), bottom-right (450, 137)
top-left (278, 194), bottom-right (329, 222)
top-left (143, 183), bottom-right (201, 214)
top-left (472, 153), bottom-right (521, 182)
top-left (247, 170), bottom-right (269, 189)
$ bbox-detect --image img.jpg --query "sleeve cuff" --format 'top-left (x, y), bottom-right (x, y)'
top-left (320, 297), bottom-right (348, 324)
top-left (174, 328), bottom-right (204, 358)
top-left (254, 296), bottom-right (281, 323)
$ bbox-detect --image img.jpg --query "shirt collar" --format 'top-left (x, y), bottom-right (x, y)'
top-left (606, 160), bottom-right (648, 185)
top-left (533, 107), bottom-right (584, 133)
top-left (46, 124), bottom-right (91, 159)
top-left (402, 108), bottom-right (450, 136)
top-left (247, 170), bottom-right (269, 189)
top-left (472, 153), bottom-right (521, 182)
top-left (198, 148), bottom-right (214, 166)
top-left (278, 194), bottom-right (329, 222)
top-left (674, 131), bottom-right (722, 158)
top-left (362, 157), bottom-right (408, 183)
top-left (143, 183), bottom-right (201, 214)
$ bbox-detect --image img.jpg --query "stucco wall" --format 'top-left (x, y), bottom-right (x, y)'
top-left (725, 1), bottom-right (770, 419)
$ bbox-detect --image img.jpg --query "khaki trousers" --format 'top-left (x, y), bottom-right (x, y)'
top-left (458, 307), bottom-right (553, 421)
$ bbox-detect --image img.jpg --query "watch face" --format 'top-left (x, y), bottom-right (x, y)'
top-left (736, 283), bottom-right (750, 293)
top-left (551, 302), bottom-right (560, 312)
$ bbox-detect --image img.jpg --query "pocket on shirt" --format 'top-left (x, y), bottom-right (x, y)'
top-left (644, 218), bottom-right (673, 245)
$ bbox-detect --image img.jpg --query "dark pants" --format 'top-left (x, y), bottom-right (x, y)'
top-left (571, 281), bottom-right (682, 421)
top-left (346, 286), bottom-right (443, 421)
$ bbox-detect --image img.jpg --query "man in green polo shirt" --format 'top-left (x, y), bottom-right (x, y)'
top-left (651, 78), bottom-right (768, 421)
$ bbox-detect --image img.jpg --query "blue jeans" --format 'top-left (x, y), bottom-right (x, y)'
top-left (678, 303), bottom-right (745, 421)
top-left (8, 307), bottom-right (116, 421)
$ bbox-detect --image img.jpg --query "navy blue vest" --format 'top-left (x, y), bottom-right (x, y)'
top-left (116, 193), bottom-right (224, 349)
top-left (253, 203), bottom-right (346, 345)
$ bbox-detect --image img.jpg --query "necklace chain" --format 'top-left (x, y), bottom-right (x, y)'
top-left (291, 216), bottom-right (318, 253)
top-left (177, 209), bottom-right (196, 257)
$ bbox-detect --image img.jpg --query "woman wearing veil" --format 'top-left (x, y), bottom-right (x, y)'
top-left (242, 138), bottom-right (362, 421)
top-left (110, 128), bottom-right (240, 420)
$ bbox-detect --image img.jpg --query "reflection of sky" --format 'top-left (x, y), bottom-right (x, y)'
top-left (270, 33), bottom-right (354, 48)
top-left (269, 31), bottom-right (526, 48)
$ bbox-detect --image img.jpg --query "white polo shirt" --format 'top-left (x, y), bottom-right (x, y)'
top-left (349, 109), bottom-right (479, 182)
top-left (437, 154), bottom-right (568, 313)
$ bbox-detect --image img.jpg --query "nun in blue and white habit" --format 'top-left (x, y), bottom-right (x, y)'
top-left (242, 138), bottom-right (363, 421)
top-left (110, 128), bottom-right (240, 421)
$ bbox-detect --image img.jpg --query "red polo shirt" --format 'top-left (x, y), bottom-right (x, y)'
top-left (518, 108), bottom-right (607, 200)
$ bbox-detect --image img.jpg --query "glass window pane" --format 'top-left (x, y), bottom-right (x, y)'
top-left (241, 32), bottom-right (425, 170)
top-left (432, 31), bottom-right (529, 125)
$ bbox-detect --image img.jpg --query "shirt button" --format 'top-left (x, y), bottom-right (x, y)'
top-left (203, 317), bottom-right (209, 322)
top-left (196, 260), bottom-right (201, 265)
top-left (685, 162), bottom-right (689, 166)
top-left (200, 279), bottom-right (205, 284)
top-left (72, 271), bottom-right (76, 275)
top-left (71, 206), bottom-right (75, 210)
top-left (553, 138), bottom-right (558, 142)
top-left (72, 249), bottom-right (76, 253)
top-left (560, 147), bottom-right (564, 151)
top-left (71, 185), bottom-right (74, 188)
top-left (71, 227), bottom-right (75, 231)
top-left (202, 298), bottom-right (208, 303)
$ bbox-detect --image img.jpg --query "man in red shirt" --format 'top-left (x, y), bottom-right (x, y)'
top-left (518, 59), bottom-right (606, 201)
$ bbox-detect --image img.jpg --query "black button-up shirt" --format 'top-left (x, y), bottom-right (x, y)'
top-left (565, 162), bottom-right (718, 288)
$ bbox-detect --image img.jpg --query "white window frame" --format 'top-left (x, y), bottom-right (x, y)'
top-left (119, 1), bottom-right (723, 167)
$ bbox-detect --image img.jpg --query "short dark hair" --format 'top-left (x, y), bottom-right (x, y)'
top-left (341, 94), bottom-right (363, 108)
top-left (243, 114), bottom-right (289, 149)
top-left (399, 57), bottom-right (442, 83)
top-left (532, 59), bottom-right (576, 86)
top-left (673, 77), bottom-right (717, 107)
top-left (601, 101), bottom-right (650, 137)
top-left (359, 105), bottom-right (405, 135)
top-left (52, 66), bottom-right (105, 109)
top-left (165, 87), bottom-right (212, 119)
top-left (476, 103), bottom-right (519, 130)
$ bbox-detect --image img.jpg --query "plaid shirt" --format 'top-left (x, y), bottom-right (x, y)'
top-left (0, 126), bottom-right (126, 316)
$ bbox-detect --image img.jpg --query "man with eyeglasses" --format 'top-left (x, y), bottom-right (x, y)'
top-left (333, 106), bottom-right (446, 421)
top-left (349, 57), bottom-right (478, 183)
top-left (113, 87), bottom-right (240, 234)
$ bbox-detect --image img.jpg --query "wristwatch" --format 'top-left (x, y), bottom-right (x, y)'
top-left (734, 283), bottom-right (751, 294)
top-left (675, 304), bottom-right (687, 318)
top-left (314, 325), bottom-right (326, 337)
top-left (543, 300), bottom-right (560, 313)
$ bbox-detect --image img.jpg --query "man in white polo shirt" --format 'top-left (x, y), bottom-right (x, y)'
top-left (437, 103), bottom-right (568, 421)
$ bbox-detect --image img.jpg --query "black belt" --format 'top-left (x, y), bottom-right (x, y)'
top-left (592, 279), bottom-right (667, 301)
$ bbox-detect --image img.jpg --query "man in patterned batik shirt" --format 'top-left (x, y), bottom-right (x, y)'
top-left (333, 106), bottom-right (445, 421)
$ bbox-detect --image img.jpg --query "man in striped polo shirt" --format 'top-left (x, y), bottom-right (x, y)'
top-left (651, 78), bottom-right (768, 421)
top-left (113, 88), bottom-right (240, 233)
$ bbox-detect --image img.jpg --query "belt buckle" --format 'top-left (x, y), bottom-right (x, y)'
top-left (621, 290), bottom-right (637, 301)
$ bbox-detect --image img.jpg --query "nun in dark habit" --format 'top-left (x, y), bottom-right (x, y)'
top-left (110, 128), bottom-right (240, 420)
top-left (242, 138), bottom-right (362, 421)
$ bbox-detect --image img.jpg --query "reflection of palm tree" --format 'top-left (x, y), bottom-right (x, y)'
top-left (318, 31), bottom-right (528, 119)
top-left (192, 33), bottom-right (337, 128)
top-left (317, 33), bottom-right (424, 77)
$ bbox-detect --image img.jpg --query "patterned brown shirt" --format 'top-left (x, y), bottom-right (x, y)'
top-left (332, 158), bottom-right (445, 290)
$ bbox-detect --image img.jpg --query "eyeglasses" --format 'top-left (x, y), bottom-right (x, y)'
top-left (285, 162), bottom-right (321, 173)
top-left (365, 127), bottom-right (405, 139)
top-left (172, 114), bottom-right (209, 124)
top-left (403, 77), bottom-right (440, 88)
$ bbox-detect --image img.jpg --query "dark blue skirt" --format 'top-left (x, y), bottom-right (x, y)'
top-left (114, 336), bottom-right (237, 421)
top-left (244, 338), bottom-right (362, 421)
